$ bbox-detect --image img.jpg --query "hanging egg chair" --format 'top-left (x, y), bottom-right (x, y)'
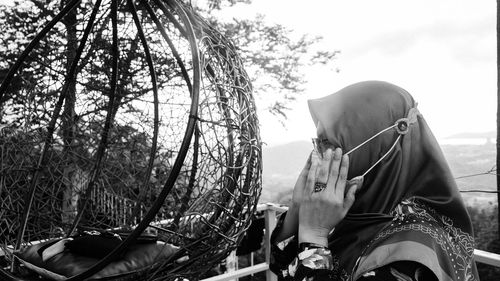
top-left (0, 0), bottom-right (261, 279)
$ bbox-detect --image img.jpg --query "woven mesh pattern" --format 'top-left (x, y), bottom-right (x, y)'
top-left (0, 0), bottom-right (261, 279)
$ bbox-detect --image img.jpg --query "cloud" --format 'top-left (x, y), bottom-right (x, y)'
top-left (347, 16), bottom-right (495, 67)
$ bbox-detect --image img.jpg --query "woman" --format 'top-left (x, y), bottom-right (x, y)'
top-left (270, 81), bottom-right (479, 280)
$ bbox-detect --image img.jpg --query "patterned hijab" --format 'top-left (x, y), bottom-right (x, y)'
top-left (308, 81), bottom-right (478, 280)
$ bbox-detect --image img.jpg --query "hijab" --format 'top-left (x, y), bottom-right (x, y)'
top-left (308, 81), bottom-right (478, 280)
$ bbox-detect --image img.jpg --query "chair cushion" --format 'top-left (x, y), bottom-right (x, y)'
top-left (65, 235), bottom-right (123, 260)
top-left (15, 239), bottom-right (179, 280)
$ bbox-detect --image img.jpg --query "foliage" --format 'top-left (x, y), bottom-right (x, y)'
top-left (0, 0), bottom-right (64, 128)
top-left (0, 0), bottom-right (179, 225)
top-left (195, 0), bottom-right (338, 119)
top-left (0, 0), bottom-right (338, 121)
top-left (0, 0), bottom-right (332, 276)
top-left (0, 1), bottom-right (264, 277)
top-left (466, 203), bottom-right (500, 281)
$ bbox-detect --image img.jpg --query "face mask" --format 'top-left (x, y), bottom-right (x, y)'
top-left (312, 106), bottom-right (419, 188)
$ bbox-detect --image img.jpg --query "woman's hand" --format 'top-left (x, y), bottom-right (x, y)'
top-left (274, 153), bottom-right (313, 242)
top-left (291, 152), bottom-right (313, 208)
top-left (298, 148), bottom-right (357, 246)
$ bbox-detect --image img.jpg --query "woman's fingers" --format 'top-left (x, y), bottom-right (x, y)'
top-left (335, 154), bottom-right (349, 196)
top-left (326, 148), bottom-right (342, 190)
top-left (315, 148), bottom-right (333, 185)
top-left (298, 147), bottom-right (355, 241)
top-left (298, 152), bottom-right (313, 180)
top-left (305, 151), bottom-right (320, 194)
top-left (344, 184), bottom-right (357, 210)
top-left (304, 152), bottom-right (312, 170)
top-left (291, 153), bottom-right (315, 208)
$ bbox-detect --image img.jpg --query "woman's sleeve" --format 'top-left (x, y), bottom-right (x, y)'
top-left (269, 212), bottom-right (339, 281)
top-left (269, 211), bottom-right (299, 279)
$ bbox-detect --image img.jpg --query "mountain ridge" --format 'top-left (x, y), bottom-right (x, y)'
top-left (261, 140), bottom-right (496, 206)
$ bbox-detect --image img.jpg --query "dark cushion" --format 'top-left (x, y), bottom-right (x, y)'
top-left (65, 234), bottom-right (123, 260)
top-left (15, 239), bottom-right (179, 280)
top-left (236, 216), bottom-right (265, 256)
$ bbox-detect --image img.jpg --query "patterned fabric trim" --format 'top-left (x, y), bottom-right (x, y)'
top-left (387, 198), bottom-right (475, 257)
top-left (359, 197), bottom-right (476, 281)
top-left (360, 261), bottom-right (438, 281)
top-left (353, 240), bottom-right (450, 281)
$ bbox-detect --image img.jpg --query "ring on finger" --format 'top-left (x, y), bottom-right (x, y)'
top-left (313, 182), bottom-right (327, 192)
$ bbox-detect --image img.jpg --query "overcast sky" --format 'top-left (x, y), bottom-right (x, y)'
top-left (247, 0), bottom-right (497, 146)
top-left (0, 0), bottom-right (496, 146)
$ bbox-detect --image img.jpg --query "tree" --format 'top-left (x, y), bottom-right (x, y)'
top-left (0, 0), bottom-right (338, 121)
top-left (0, 0), bottom-right (337, 236)
top-left (0, 2), bottom-right (328, 274)
top-left (0, 0), bottom-right (64, 128)
top-left (0, 0), bottom-right (338, 221)
top-left (195, 0), bottom-right (338, 119)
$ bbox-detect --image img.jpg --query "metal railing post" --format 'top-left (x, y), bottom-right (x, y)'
top-left (264, 205), bottom-right (278, 281)
top-left (225, 250), bottom-right (238, 281)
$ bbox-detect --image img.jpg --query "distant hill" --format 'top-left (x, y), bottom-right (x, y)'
top-left (261, 140), bottom-right (497, 207)
top-left (446, 131), bottom-right (496, 139)
top-left (261, 141), bottom-right (311, 204)
top-left (263, 140), bottom-right (311, 176)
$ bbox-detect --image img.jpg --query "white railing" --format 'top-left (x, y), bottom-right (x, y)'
top-left (2, 203), bottom-right (499, 280)
top-left (202, 203), bottom-right (500, 281)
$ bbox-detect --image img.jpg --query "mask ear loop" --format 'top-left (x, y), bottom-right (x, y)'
top-left (360, 134), bottom-right (401, 177)
top-left (344, 124), bottom-right (398, 157)
top-left (345, 106), bottom-right (420, 186)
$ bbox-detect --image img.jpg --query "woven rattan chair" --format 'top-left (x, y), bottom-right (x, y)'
top-left (0, 0), bottom-right (261, 280)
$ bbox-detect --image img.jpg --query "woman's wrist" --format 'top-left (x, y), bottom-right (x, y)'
top-left (288, 202), bottom-right (299, 215)
top-left (274, 205), bottom-right (300, 243)
top-left (299, 242), bottom-right (327, 252)
top-left (298, 226), bottom-right (329, 246)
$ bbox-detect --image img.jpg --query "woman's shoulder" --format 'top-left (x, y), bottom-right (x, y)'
top-left (359, 261), bottom-right (437, 281)
top-left (354, 197), bottom-right (476, 281)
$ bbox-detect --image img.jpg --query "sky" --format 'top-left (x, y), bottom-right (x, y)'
top-left (0, 0), bottom-right (496, 147)
top-left (243, 0), bottom-right (497, 146)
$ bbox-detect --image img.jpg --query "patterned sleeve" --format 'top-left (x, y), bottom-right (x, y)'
top-left (269, 212), bottom-right (338, 281)
top-left (269, 212), bottom-right (299, 279)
